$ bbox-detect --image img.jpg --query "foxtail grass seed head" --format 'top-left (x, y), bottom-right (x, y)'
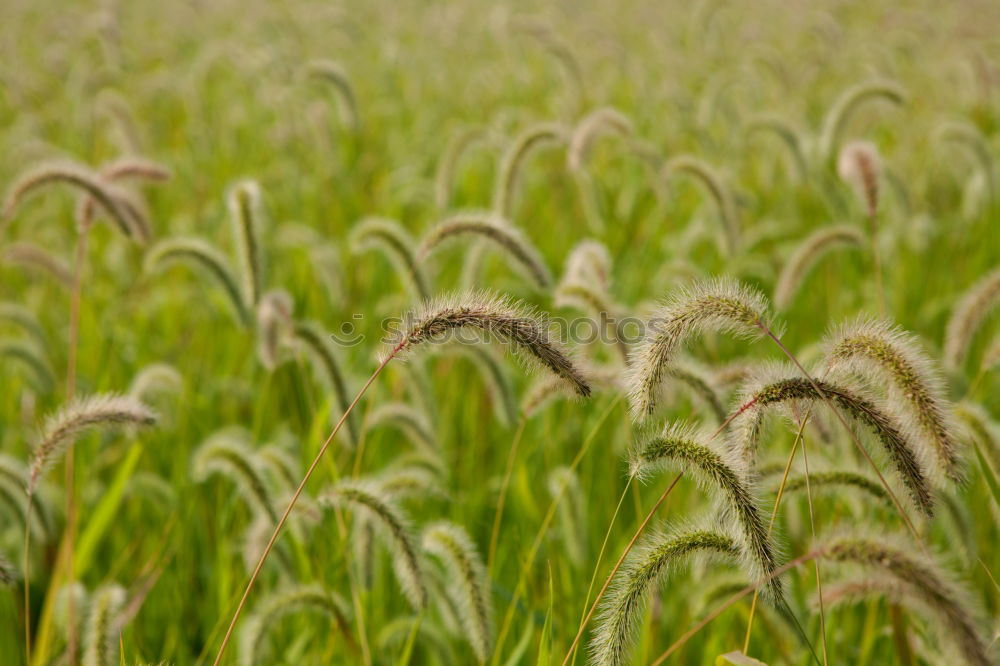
top-left (548, 466), bottom-right (588, 566)
top-left (388, 291), bottom-right (591, 396)
top-left (367, 402), bottom-right (437, 455)
top-left (30, 394), bottom-right (155, 493)
top-left (144, 237), bottom-right (251, 326)
top-left (322, 479), bottom-right (427, 610)
top-left (0, 338), bottom-right (54, 393)
top-left (192, 429), bottom-right (279, 523)
top-left (422, 522), bottom-right (493, 661)
top-left (419, 212), bottom-right (553, 289)
top-left (819, 532), bottom-right (991, 666)
top-left (777, 470), bottom-right (892, 506)
top-left (493, 122), bottom-right (566, 218)
top-left (735, 371), bottom-right (935, 516)
top-left (626, 278), bottom-right (771, 421)
top-left (82, 583), bottom-right (126, 666)
top-left (1, 161), bottom-right (148, 241)
top-left (944, 267), bottom-right (1000, 371)
top-left (3, 241), bottom-right (74, 286)
top-left (630, 422), bottom-right (783, 601)
top-left (435, 125), bottom-right (487, 210)
top-left (826, 318), bottom-right (962, 480)
top-left (590, 528), bottom-right (738, 666)
top-left (291, 320), bottom-right (358, 447)
top-left (351, 217), bottom-right (430, 301)
top-left (227, 179), bottom-right (264, 307)
top-left (663, 155), bottom-right (741, 255)
top-left (255, 289), bottom-right (293, 371)
top-left (567, 107), bottom-right (632, 172)
top-left (837, 140), bottom-right (882, 218)
top-left (564, 239), bottom-right (612, 290)
top-left (774, 225), bottom-right (865, 309)
top-left (819, 80), bottom-right (906, 162)
top-left (128, 363), bottom-right (183, 402)
top-left (239, 584), bottom-right (352, 666)
top-left (305, 59), bottom-right (359, 130)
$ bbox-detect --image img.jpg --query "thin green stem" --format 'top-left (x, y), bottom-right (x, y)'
top-left (487, 418), bottom-right (527, 576)
top-left (211, 344), bottom-right (401, 666)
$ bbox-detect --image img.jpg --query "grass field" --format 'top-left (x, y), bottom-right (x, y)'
top-left (2, 1), bottom-right (1000, 664)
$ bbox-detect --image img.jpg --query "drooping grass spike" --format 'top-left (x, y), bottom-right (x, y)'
top-left (322, 479), bottom-right (427, 610)
top-left (144, 237), bottom-right (251, 326)
top-left (227, 179), bottom-right (264, 307)
top-left (589, 528), bottom-right (738, 666)
top-left (826, 318), bottom-right (962, 480)
top-left (626, 278), bottom-right (771, 421)
top-left (422, 521), bottom-right (494, 662)
top-left (350, 217), bottom-right (430, 301)
top-left (774, 225), bottom-right (864, 310)
top-left (418, 212), bottom-right (553, 290)
top-left (630, 422), bottom-right (783, 602)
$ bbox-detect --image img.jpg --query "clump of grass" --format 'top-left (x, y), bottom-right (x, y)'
top-left (837, 140), bottom-right (882, 218)
top-left (734, 372), bottom-right (934, 516)
top-left (819, 532), bottom-right (991, 666)
top-left (389, 291), bottom-right (591, 396)
top-left (29, 394), bottom-right (155, 493)
top-left (305, 60), bottom-right (359, 130)
top-left (774, 225), bottom-right (865, 309)
top-left (422, 521), bottom-right (494, 662)
top-left (944, 267), bottom-right (1000, 370)
top-left (193, 429), bottom-right (279, 523)
top-left (626, 278), bottom-right (771, 420)
top-left (493, 122), bottom-right (566, 218)
top-left (418, 212), bottom-right (553, 290)
top-left (322, 479), bottom-right (427, 610)
top-left (589, 528), bottom-right (738, 666)
top-left (826, 318), bottom-right (962, 480)
top-left (238, 584), bottom-right (353, 666)
top-left (567, 107), bottom-right (632, 172)
top-left (81, 583), bottom-right (126, 666)
top-left (227, 179), bottom-right (264, 308)
top-left (663, 155), bottom-right (741, 255)
top-left (144, 237), bottom-right (251, 326)
top-left (818, 80), bottom-right (906, 162)
top-left (630, 423), bottom-right (783, 602)
top-left (350, 217), bottom-right (430, 301)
